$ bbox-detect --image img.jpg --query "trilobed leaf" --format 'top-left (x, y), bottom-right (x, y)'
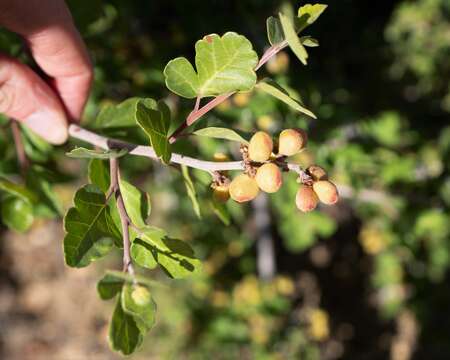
top-left (164, 32), bottom-right (258, 98)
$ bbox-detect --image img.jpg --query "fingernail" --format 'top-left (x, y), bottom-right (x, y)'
top-left (24, 110), bottom-right (68, 145)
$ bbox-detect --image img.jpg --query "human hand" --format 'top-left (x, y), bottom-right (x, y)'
top-left (0, 0), bottom-right (93, 144)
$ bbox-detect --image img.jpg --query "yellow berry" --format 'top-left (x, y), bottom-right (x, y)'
top-left (255, 163), bottom-right (283, 193)
top-left (131, 286), bottom-right (151, 306)
top-left (313, 180), bottom-right (339, 205)
top-left (213, 185), bottom-right (230, 203)
top-left (229, 174), bottom-right (259, 203)
top-left (296, 185), bottom-right (318, 212)
top-left (278, 129), bottom-right (307, 156)
top-left (307, 165), bottom-right (328, 181)
top-left (248, 131), bottom-right (273, 162)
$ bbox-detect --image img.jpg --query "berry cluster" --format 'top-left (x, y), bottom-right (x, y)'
top-left (212, 129), bottom-right (339, 212)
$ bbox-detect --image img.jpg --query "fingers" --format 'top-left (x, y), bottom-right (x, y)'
top-left (0, 0), bottom-right (93, 122)
top-left (0, 53), bottom-right (68, 144)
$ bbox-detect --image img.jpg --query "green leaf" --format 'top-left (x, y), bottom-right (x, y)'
top-left (297, 3), bottom-right (327, 30)
top-left (0, 176), bottom-right (36, 203)
top-left (88, 159), bottom-right (110, 193)
top-left (181, 165), bottom-right (201, 219)
top-left (300, 36), bottom-right (319, 47)
top-left (97, 273), bottom-right (125, 300)
top-left (1, 196), bottom-right (34, 232)
top-left (193, 127), bottom-right (249, 144)
top-left (63, 184), bottom-right (120, 267)
top-left (163, 57), bottom-right (199, 99)
top-left (136, 100), bottom-right (172, 164)
top-left (121, 283), bottom-right (156, 333)
top-left (135, 226), bottom-right (202, 279)
top-left (119, 178), bottom-right (151, 228)
top-left (109, 297), bottom-right (143, 355)
top-left (92, 97), bottom-right (156, 129)
top-left (131, 239), bottom-right (158, 269)
top-left (256, 79), bottom-right (316, 118)
top-left (267, 16), bottom-right (285, 46)
top-left (66, 147), bottom-right (128, 159)
top-left (267, 16), bottom-right (321, 47)
top-left (164, 32), bottom-right (258, 98)
top-left (279, 12), bottom-right (308, 65)
top-left (131, 226), bottom-right (167, 267)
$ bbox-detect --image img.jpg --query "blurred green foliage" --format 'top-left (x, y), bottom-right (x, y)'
top-left (1, 0), bottom-right (449, 358)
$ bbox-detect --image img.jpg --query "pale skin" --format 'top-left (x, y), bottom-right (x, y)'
top-left (0, 0), bottom-right (92, 144)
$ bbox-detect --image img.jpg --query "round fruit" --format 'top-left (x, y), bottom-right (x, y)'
top-left (278, 129), bottom-right (307, 156)
top-left (229, 174), bottom-right (260, 203)
top-left (313, 180), bottom-right (339, 205)
top-left (248, 131), bottom-right (273, 162)
top-left (213, 185), bottom-right (230, 203)
top-left (307, 165), bottom-right (328, 181)
top-left (131, 286), bottom-right (151, 306)
top-left (295, 185), bottom-right (319, 212)
top-left (255, 163), bottom-right (283, 193)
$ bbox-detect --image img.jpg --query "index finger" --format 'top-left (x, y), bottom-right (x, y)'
top-left (0, 0), bottom-right (93, 121)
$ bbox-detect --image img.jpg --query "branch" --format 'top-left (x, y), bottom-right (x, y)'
top-left (168, 41), bottom-right (288, 143)
top-left (109, 157), bottom-right (136, 278)
top-left (69, 125), bottom-right (310, 179)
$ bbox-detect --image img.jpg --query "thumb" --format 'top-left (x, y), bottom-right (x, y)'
top-left (0, 53), bottom-right (68, 144)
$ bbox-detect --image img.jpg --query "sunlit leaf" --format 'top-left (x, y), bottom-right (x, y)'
top-left (164, 32), bottom-right (258, 98)
top-left (119, 178), bottom-right (151, 228)
top-left (193, 127), bottom-right (249, 144)
top-left (121, 283), bottom-right (156, 332)
top-left (256, 78), bottom-right (316, 118)
top-left (279, 12), bottom-right (308, 65)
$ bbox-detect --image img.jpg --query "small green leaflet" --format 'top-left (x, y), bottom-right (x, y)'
top-left (136, 100), bottom-right (172, 164)
top-left (66, 147), bottom-right (128, 159)
top-left (301, 36), bottom-right (319, 47)
top-left (267, 16), bottom-right (321, 47)
top-left (109, 297), bottom-right (143, 355)
top-left (256, 79), bottom-right (316, 119)
top-left (297, 3), bottom-right (328, 30)
top-left (1, 196), bottom-right (34, 232)
top-left (193, 127), bottom-right (249, 144)
top-left (63, 184), bottom-right (121, 267)
top-left (181, 165), bottom-right (201, 219)
top-left (279, 12), bottom-right (308, 65)
top-left (91, 97), bottom-right (157, 129)
top-left (131, 225), bottom-right (202, 279)
top-left (121, 283), bottom-right (156, 333)
top-left (267, 16), bottom-right (285, 46)
top-left (164, 32), bottom-right (258, 98)
top-left (119, 178), bottom-right (151, 228)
